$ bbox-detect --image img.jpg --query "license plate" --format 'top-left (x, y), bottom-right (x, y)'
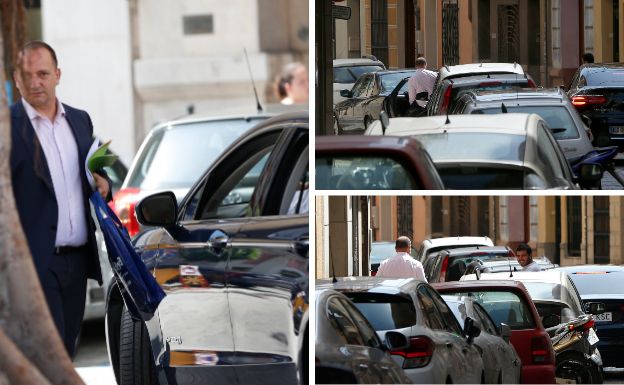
top-left (588, 328), bottom-right (600, 345)
top-left (609, 126), bottom-right (624, 134)
top-left (595, 312), bottom-right (612, 322)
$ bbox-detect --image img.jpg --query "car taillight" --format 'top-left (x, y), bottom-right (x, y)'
top-left (531, 335), bottom-right (554, 364)
top-left (527, 78), bottom-right (537, 88)
top-left (478, 81), bottom-right (502, 87)
top-left (371, 270), bottom-right (377, 277)
top-left (111, 187), bottom-right (141, 237)
top-left (439, 85), bottom-right (453, 114)
top-left (571, 95), bottom-right (607, 108)
top-left (439, 256), bottom-right (449, 282)
top-left (391, 336), bottom-right (434, 369)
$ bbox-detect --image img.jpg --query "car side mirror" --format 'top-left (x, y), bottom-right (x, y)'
top-left (135, 191), bottom-right (178, 227)
top-left (340, 89), bottom-right (353, 98)
top-left (463, 316), bottom-right (481, 344)
top-left (499, 323), bottom-right (512, 343)
top-left (384, 331), bottom-right (409, 351)
top-left (584, 302), bottom-right (606, 315)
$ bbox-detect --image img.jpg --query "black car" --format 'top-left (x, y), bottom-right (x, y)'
top-left (567, 63), bottom-right (624, 148)
top-left (423, 246), bottom-right (515, 283)
top-left (105, 112), bottom-right (309, 385)
top-left (334, 69), bottom-right (415, 134)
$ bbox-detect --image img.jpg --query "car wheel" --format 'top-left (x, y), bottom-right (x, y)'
top-left (119, 305), bottom-right (157, 385)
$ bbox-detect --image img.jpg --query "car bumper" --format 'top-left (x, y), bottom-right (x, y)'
top-left (521, 364), bottom-right (556, 384)
top-left (157, 362), bottom-right (299, 385)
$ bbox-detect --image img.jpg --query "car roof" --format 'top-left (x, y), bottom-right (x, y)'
top-left (439, 62), bottom-right (525, 81)
top-left (446, 73), bottom-right (532, 85)
top-left (557, 264), bottom-right (624, 273)
top-left (580, 62), bottom-right (624, 71)
top-left (433, 279), bottom-right (529, 292)
top-left (333, 58), bottom-right (385, 67)
top-left (423, 236), bottom-right (494, 247)
top-left (366, 113), bottom-right (534, 136)
top-left (152, 112), bottom-right (275, 132)
top-left (316, 277), bottom-right (423, 295)
top-left (316, 134), bottom-right (427, 153)
top-left (465, 87), bottom-right (566, 103)
top-left (440, 245), bottom-right (510, 255)
top-left (462, 270), bottom-right (566, 284)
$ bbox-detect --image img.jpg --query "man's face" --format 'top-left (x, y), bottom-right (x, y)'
top-left (286, 65), bottom-right (309, 104)
top-left (15, 47), bottom-right (60, 111)
top-left (516, 250), bottom-right (532, 267)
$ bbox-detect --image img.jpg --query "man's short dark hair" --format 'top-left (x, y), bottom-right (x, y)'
top-left (582, 52), bottom-right (594, 64)
top-left (415, 57), bottom-right (427, 67)
top-left (18, 40), bottom-right (58, 68)
top-left (516, 243), bottom-right (532, 255)
top-left (396, 236), bottom-right (411, 249)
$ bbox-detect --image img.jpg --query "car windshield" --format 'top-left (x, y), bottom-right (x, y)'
top-left (585, 69), bottom-right (624, 86)
top-left (441, 290), bottom-right (536, 330)
top-left (567, 271), bottom-right (624, 295)
top-left (316, 155), bottom-right (420, 190)
top-left (478, 106), bottom-right (579, 140)
top-left (333, 65), bottom-right (384, 84)
top-left (126, 118), bottom-right (265, 190)
top-left (417, 133), bottom-right (526, 162)
top-left (346, 293), bottom-right (417, 331)
top-left (380, 72), bottom-right (414, 92)
top-left (437, 165), bottom-right (528, 189)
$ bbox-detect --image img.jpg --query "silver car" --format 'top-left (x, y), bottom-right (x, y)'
top-left (315, 289), bottom-right (411, 384)
top-left (318, 277), bottom-right (485, 384)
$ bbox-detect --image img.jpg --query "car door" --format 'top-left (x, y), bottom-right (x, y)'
top-left (342, 74), bottom-right (373, 132)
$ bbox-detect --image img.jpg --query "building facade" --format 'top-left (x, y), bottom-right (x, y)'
top-left (316, 195), bottom-right (624, 279)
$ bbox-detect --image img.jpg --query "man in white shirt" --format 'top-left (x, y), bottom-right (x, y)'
top-left (516, 243), bottom-right (542, 272)
top-left (407, 57), bottom-right (437, 110)
top-left (376, 236), bottom-right (427, 281)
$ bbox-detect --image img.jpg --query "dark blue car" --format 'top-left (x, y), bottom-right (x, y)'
top-left (558, 265), bottom-right (624, 368)
top-left (105, 113), bottom-right (309, 385)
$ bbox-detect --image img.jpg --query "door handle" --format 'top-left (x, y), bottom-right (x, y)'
top-left (207, 230), bottom-right (228, 249)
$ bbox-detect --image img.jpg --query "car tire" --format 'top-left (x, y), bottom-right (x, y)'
top-left (119, 305), bottom-right (157, 385)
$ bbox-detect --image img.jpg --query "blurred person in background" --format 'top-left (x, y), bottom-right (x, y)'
top-left (275, 62), bottom-right (309, 105)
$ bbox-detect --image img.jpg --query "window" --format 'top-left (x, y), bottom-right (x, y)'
top-left (326, 297), bottom-right (365, 345)
top-left (567, 196), bottom-right (582, 256)
top-left (348, 293), bottom-right (417, 331)
top-left (339, 297), bottom-right (384, 349)
top-left (417, 286), bottom-right (446, 330)
top-left (371, 0), bottom-right (388, 66)
top-left (472, 302), bottom-right (499, 336)
top-left (594, 196), bottom-right (610, 263)
top-left (535, 123), bottom-right (567, 186)
top-left (183, 15), bottom-right (214, 35)
top-left (352, 75), bottom-right (371, 98)
top-left (427, 287), bottom-right (463, 335)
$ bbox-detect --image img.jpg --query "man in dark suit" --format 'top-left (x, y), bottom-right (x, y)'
top-left (10, 41), bottom-right (111, 357)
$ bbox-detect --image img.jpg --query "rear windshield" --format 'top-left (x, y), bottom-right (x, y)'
top-left (334, 65), bottom-right (384, 84)
top-left (522, 281), bottom-right (583, 314)
top-left (440, 290), bottom-right (536, 330)
top-left (380, 72), bottom-right (414, 92)
top-left (584, 69), bottom-right (624, 86)
top-left (346, 293), bottom-right (417, 331)
top-left (417, 133), bottom-right (525, 162)
top-left (126, 118), bottom-right (264, 190)
top-left (477, 105), bottom-right (579, 140)
top-left (568, 272), bottom-right (624, 295)
top-left (437, 166), bottom-right (526, 189)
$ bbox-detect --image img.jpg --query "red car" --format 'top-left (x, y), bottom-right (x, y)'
top-left (433, 280), bottom-right (556, 384)
top-left (315, 135), bottom-right (445, 190)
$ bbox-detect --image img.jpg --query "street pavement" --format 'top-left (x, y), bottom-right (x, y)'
top-left (74, 320), bottom-right (116, 385)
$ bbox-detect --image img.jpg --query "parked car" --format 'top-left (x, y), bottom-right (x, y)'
top-left (433, 280), bottom-right (556, 384)
top-left (558, 265), bottom-right (624, 368)
top-left (415, 236), bottom-right (494, 262)
top-left (365, 114), bottom-right (604, 189)
top-left (442, 295), bottom-right (522, 384)
top-left (315, 135), bottom-right (445, 190)
top-left (315, 289), bottom-right (412, 384)
top-left (463, 255), bottom-right (558, 275)
top-left (317, 277), bottom-right (485, 384)
top-left (105, 112), bottom-right (309, 385)
top-left (369, 240), bottom-right (419, 276)
top-left (111, 113), bottom-right (272, 237)
top-left (451, 88), bottom-right (595, 164)
top-left (423, 246), bottom-right (515, 283)
top-left (427, 62), bottom-right (529, 115)
top-left (333, 57), bottom-right (386, 105)
top-left (567, 63), bottom-right (624, 148)
top-left (334, 69), bottom-right (415, 134)
top-left (463, 271), bottom-right (604, 383)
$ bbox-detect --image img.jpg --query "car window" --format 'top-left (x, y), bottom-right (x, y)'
top-left (182, 131), bottom-right (281, 221)
top-left (472, 302), bottom-right (500, 336)
top-left (352, 75), bottom-right (371, 98)
top-left (585, 69), bottom-right (624, 86)
top-left (535, 123), bottom-right (567, 185)
top-left (350, 65), bottom-right (384, 79)
top-left (441, 290), bottom-right (536, 330)
top-left (338, 298), bottom-right (383, 349)
top-left (523, 281), bottom-right (583, 316)
top-left (417, 132), bottom-right (526, 162)
top-left (284, 148), bottom-right (309, 215)
top-left (417, 286), bottom-right (447, 330)
top-left (427, 287), bottom-right (463, 335)
top-left (316, 155), bottom-right (420, 190)
top-left (126, 119), bottom-right (262, 190)
top-left (423, 255), bottom-right (438, 280)
top-left (568, 271), bottom-right (624, 295)
top-left (380, 72), bottom-right (414, 93)
top-left (347, 292), bottom-right (416, 332)
top-left (326, 296), bottom-right (366, 346)
top-left (333, 67), bottom-right (357, 83)
top-left (480, 105), bottom-right (580, 140)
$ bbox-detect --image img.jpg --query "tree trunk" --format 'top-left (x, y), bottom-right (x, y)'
top-left (0, 3), bottom-right (85, 384)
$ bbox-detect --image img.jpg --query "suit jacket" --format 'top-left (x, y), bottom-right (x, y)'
top-left (10, 101), bottom-right (103, 285)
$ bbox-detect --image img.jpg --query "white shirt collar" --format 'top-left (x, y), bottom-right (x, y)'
top-left (22, 98), bottom-right (65, 122)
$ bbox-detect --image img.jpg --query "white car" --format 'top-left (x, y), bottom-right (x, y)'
top-left (415, 236), bottom-right (494, 263)
top-left (333, 58), bottom-right (385, 105)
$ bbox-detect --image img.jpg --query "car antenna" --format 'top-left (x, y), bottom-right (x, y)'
top-left (507, 248), bottom-right (514, 278)
top-left (328, 228), bottom-right (338, 283)
top-left (244, 48), bottom-right (263, 113)
top-left (501, 103), bottom-right (508, 113)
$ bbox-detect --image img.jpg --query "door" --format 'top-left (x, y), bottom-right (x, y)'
top-left (490, 0), bottom-right (521, 63)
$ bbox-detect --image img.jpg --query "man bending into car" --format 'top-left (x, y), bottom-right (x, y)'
top-left (516, 243), bottom-right (542, 272)
top-left (377, 236), bottom-right (427, 280)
